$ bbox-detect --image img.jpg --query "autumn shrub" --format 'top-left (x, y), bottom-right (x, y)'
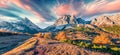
top-left (34, 33), bottom-right (43, 38)
top-left (55, 31), bottom-right (68, 41)
top-left (43, 32), bottom-right (52, 39)
top-left (92, 33), bottom-right (112, 45)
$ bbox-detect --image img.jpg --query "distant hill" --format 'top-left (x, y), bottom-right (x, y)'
top-left (91, 14), bottom-right (120, 26)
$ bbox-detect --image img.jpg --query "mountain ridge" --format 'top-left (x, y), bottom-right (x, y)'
top-left (0, 17), bottom-right (42, 34)
top-left (91, 14), bottom-right (120, 26)
top-left (0, 14), bottom-right (120, 34)
top-left (44, 15), bottom-right (90, 32)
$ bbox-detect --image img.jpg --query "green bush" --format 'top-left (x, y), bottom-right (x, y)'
top-left (66, 40), bottom-right (72, 44)
top-left (75, 26), bottom-right (84, 31)
top-left (60, 40), bottom-right (67, 42)
top-left (111, 47), bottom-right (120, 51)
top-left (72, 41), bottom-right (78, 45)
top-left (92, 44), bottom-right (107, 49)
top-left (77, 42), bottom-right (91, 48)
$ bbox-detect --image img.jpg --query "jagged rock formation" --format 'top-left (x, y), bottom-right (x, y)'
top-left (54, 15), bottom-right (78, 26)
top-left (91, 14), bottom-right (120, 26)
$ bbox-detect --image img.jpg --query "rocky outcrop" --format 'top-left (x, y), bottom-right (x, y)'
top-left (91, 14), bottom-right (120, 26)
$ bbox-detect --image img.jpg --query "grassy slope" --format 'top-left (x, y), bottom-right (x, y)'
top-left (101, 25), bottom-right (120, 35)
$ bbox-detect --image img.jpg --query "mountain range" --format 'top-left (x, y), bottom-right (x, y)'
top-left (0, 14), bottom-right (120, 34)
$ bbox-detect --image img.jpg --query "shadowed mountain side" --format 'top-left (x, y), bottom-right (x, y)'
top-left (0, 17), bottom-right (42, 34)
top-left (0, 35), bottom-right (32, 54)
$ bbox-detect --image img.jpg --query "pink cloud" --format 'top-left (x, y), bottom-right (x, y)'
top-left (0, 0), bottom-right (10, 8)
top-left (84, 0), bottom-right (120, 16)
top-left (53, 4), bottom-right (80, 16)
top-left (12, 0), bottom-right (24, 8)
top-left (54, 4), bottom-right (71, 16)
top-left (52, 0), bottom-right (120, 17)
top-left (103, 0), bottom-right (120, 12)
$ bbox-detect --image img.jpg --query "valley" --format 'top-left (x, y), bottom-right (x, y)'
top-left (0, 14), bottom-right (120, 55)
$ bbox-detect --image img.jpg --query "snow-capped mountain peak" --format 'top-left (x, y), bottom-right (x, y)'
top-left (0, 17), bottom-right (42, 34)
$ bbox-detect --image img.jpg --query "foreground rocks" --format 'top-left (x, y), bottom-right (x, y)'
top-left (3, 37), bottom-right (110, 55)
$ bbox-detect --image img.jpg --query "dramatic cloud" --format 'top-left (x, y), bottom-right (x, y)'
top-left (0, 0), bottom-right (120, 28)
top-left (0, 0), bottom-right (9, 8)
top-left (84, 0), bottom-right (120, 16)
top-left (53, 0), bottom-right (120, 18)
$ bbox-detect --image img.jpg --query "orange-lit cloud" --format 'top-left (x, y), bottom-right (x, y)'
top-left (55, 4), bottom-right (70, 15)
top-left (53, 4), bottom-right (80, 16)
top-left (103, 0), bottom-right (120, 12)
top-left (12, 0), bottom-right (24, 8)
top-left (53, 0), bottom-right (120, 17)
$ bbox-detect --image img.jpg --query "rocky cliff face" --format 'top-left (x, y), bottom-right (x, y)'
top-left (91, 14), bottom-right (120, 26)
top-left (54, 15), bottom-right (78, 26)
top-left (45, 15), bottom-right (88, 32)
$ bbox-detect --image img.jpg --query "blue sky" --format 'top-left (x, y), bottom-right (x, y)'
top-left (0, 0), bottom-right (120, 28)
